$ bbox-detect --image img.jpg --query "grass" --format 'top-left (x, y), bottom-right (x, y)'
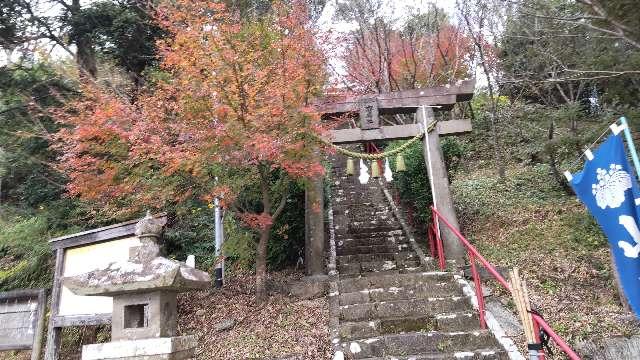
top-left (0, 210), bottom-right (53, 290)
top-left (451, 164), bottom-right (640, 345)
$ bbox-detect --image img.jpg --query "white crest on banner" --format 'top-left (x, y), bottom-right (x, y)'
top-left (592, 164), bottom-right (632, 209)
top-left (618, 215), bottom-right (640, 258)
top-left (358, 159), bottom-right (370, 184)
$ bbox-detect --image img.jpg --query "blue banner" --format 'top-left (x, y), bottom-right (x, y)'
top-left (569, 133), bottom-right (640, 317)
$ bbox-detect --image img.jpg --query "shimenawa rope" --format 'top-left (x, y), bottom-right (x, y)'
top-left (314, 120), bottom-right (436, 160)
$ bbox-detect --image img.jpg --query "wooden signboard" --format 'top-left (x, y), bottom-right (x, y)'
top-left (44, 214), bottom-right (166, 360)
top-left (0, 289), bottom-right (46, 360)
top-left (358, 98), bottom-right (379, 129)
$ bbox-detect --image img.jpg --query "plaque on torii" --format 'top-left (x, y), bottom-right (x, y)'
top-left (315, 79), bottom-right (477, 262)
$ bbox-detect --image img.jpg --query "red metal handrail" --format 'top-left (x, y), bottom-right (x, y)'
top-left (430, 206), bottom-right (581, 360)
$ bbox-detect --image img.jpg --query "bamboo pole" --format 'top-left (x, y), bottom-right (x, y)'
top-left (510, 268), bottom-right (540, 360)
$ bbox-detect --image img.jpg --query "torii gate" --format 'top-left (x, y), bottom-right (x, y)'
top-left (304, 80), bottom-right (475, 275)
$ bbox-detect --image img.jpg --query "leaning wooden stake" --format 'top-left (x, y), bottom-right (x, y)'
top-left (510, 268), bottom-right (541, 360)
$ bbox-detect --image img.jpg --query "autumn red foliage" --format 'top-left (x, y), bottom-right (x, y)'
top-left (55, 0), bottom-right (327, 302)
top-left (342, 24), bottom-right (474, 93)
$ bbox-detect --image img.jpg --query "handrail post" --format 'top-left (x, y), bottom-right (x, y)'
top-left (533, 319), bottom-right (545, 360)
top-left (533, 314), bottom-right (582, 360)
top-left (432, 211), bottom-right (446, 270)
top-left (428, 224), bottom-right (436, 258)
top-left (469, 252), bottom-right (486, 329)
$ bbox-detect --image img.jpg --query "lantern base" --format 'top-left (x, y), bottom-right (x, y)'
top-left (82, 336), bottom-right (196, 360)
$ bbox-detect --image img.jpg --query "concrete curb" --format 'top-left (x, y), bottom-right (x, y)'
top-left (455, 274), bottom-right (525, 360)
top-left (326, 183), bottom-right (344, 360)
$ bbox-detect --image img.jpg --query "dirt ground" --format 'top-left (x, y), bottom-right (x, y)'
top-left (0, 270), bottom-right (329, 360)
top-left (177, 270), bottom-right (331, 360)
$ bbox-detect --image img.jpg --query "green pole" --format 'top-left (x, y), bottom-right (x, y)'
top-left (620, 117), bottom-right (640, 181)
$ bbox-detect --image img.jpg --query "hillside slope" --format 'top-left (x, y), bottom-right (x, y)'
top-left (451, 163), bottom-right (640, 345)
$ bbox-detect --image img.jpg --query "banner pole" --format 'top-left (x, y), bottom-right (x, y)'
top-left (620, 117), bottom-right (640, 181)
top-left (615, 116), bottom-right (636, 312)
top-left (214, 196), bottom-right (223, 288)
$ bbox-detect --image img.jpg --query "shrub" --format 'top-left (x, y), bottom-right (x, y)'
top-left (163, 181), bottom-right (306, 273)
top-left (0, 215), bottom-right (53, 290)
top-left (389, 135), bottom-right (468, 226)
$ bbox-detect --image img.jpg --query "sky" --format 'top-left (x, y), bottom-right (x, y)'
top-left (2, 0), bottom-right (486, 86)
top-left (317, 0), bottom-right (458, 32)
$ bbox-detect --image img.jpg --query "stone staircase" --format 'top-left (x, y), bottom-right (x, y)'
top-left (328, 156), bottom-right (508, 360)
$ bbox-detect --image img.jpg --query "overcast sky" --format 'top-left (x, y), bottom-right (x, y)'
top-left (3, 0), bottom-right (485, 85)
top-left (317, 0), bottom-right (458, 32)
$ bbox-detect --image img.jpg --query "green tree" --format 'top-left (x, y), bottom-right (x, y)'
top-left (0, 63), bottom-right (75, 210)
top-left (68, 1), bottom-right (165, 86)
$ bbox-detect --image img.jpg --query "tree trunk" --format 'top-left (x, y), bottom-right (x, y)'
top-left (255, 224), bottom-right (271, 304)
top-left (460, 5), bottom-right (505, 180)
top-left (547, 120), bottom-right (573, 195)
top-left (72, 0), bottom-right (97, 80)
top-left (76, 33), bottom-right (97, 79)
top-left (255, 167), bottom-right (272, 304)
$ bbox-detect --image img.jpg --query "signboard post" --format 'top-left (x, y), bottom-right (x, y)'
top-left (0, 288), bottom-right (47, 360)
top-left (44, 214), bottom-right (166, 360)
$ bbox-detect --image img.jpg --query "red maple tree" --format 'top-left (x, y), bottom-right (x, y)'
top-left (55, 0), bottom-right (327, 302)
top-left (341, 24), bottom-right (474, 94)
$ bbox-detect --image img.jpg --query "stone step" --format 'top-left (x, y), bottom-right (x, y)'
top-left (339, 296), bottom-right (471, 322)
top-left (334, 192), bottom-right (386, 200)
top-left (335, 236), bottom-right (407, 245)
top-left (435, 312), bottom-right (481, 332)
top-left (337, 252), bottom-right (418, 264)
top-left (338, 267), bottom-right (428, 279)
top-left (335, 230), bottom-right (405, 238)
top-left (338, 259), bottom-right (422, 275)
top-left (334, 187), bottom-right (384, 194)
top-left (347, 226), bottom-right (403, 235)
top-left (336, 243), bottom-right (412, 256)
top-left (336, 231), bottom-right (405, 239)
top-left (339, 316), bottom-right (436, 341)
top-left (357, 348), bottom-right (508, 360)
top-left (346, 214), bottom-right (397, 223)
top-left (331, 181), bottom-right (382, 192)
top-left (328, 163), bottom-right (505, 359)
top-left (333, 197), bottom-right (386, 204)
top-left (341, 211), bottom-right (394, 218)
top-left (338, 272), bottom-right (453, 293)
top-left (334, 196), bottom-right (386, 204)
top-left (338, 312), bottom-right (481, 341)
top-left (349, 220), bottom-right (399, 229)
top-left (339, 330), bottom-right (501, 359)
top-left (336, 237), bottom-right (409, 249)
top-left (331, 205), bottom-right (392, 215)
top-left (332, 203), bottom-right (389, 210)
top-left (338, 282), bottom-right (463, 306)
top-left (333, 200), bottom-right (389, 208)
top-left (339, 230), bottom-right (404, 239)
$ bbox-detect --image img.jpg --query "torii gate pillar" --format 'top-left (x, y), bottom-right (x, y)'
top-left (419, 107), bottom-right (466, 263)
top-left (305, 174), bottom-right (325, 276)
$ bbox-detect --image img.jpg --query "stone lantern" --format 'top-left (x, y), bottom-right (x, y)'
top-left (63, 212), bottom-right (211, 360)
